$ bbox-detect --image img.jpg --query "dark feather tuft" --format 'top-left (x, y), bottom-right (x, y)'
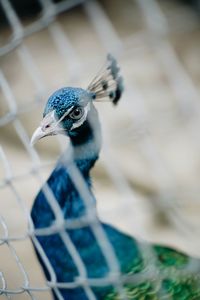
top-left (87, 54), bottom-right (124, 105)
top-left (113, 76), bottom-right (124, 105)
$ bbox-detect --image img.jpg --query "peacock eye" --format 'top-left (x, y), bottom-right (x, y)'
top-left (69, 107), bottom-right (84, 120)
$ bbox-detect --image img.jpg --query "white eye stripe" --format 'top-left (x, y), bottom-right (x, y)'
top-left (58, 106), bottom-right (74, 123)
top-left (41, 103), bottom-right (90, 133)
top-left (71, 103), bottom-right (90, 130)
top-left (51, 106), bottom-right (74, 130)
top-left (41, 107), bottom-right (74, 134)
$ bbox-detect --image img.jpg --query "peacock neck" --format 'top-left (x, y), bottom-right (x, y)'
top-left (55, 105), bottom-right (101, 220)
top-left (31, 105), bottom-right (102, 228)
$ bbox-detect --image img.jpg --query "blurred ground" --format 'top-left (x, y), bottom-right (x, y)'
top-left (1, 0), bottom-right (200, 299)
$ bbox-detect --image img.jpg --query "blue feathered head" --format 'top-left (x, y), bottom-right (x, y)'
top-left (31, 54), bottom-right (124, 145)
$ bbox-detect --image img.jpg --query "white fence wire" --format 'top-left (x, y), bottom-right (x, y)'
top-left (1, 0), bottom-right (200, 299)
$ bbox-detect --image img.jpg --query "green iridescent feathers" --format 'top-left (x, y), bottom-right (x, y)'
top-left (105, 245), bottom-right (200, 300)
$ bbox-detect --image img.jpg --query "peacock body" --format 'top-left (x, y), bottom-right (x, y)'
top-left (31, 55), bottom-right (200, 300)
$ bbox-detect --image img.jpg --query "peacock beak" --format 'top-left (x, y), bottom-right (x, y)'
top-left (31, 126), bottom-right (46, 146)
top-left (31, 110), bottom-right (64, 146)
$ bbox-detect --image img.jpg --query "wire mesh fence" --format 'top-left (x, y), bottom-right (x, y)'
top-left (1, 0), bottom-right (200, 299)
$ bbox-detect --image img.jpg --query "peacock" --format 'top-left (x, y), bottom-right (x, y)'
top-left (31, 55), bottom-right (200, 300)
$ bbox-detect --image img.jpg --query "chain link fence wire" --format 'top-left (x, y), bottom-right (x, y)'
top-left (1, 0), bottom-right (200, 299)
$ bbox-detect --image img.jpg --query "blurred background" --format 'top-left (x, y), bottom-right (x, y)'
top-left (1, 0), bottom-right (200, 299)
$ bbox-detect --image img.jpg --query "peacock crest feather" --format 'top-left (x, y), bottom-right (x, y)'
top-left (88, 54), bottom-right (124, 105)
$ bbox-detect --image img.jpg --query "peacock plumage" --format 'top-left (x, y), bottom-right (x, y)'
top-left (31, 55), bottom-right (200, 300)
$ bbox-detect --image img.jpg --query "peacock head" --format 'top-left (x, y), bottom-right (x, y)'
top-left (31, 54), bottom-right (124, 145)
